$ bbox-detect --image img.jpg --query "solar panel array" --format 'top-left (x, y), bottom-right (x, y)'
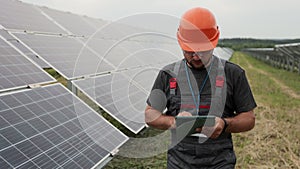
top-left (0, 84), bottom-right (128, 168)
top-left (244, 43), bottom-right (300, 73)
top-left (0, 35), bottom-right (55, 92)
top-left (276, 43), bottom-right (300, 73)
top-left (0, 0), bottom-right (133, 167)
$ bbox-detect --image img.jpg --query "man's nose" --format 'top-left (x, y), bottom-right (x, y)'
top-left (192, 53), bottom-right (202, 60)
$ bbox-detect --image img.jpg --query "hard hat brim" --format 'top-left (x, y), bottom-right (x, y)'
top-left (177, 30), bottom-right (219, 51)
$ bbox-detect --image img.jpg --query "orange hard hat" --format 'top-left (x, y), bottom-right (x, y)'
top-left (177, 7), bottom-right (220, 51)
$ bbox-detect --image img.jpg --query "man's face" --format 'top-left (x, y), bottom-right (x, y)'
top-left (183, 49), bottom-right (214, 69)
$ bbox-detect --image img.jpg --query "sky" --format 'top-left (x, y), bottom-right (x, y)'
top-left (20, 0), bottom-right (300, 39)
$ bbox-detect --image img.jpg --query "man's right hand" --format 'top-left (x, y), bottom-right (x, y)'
top-left (145, 105), bottom-right (176, 130)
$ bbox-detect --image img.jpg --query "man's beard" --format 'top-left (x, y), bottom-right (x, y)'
top-left (187, 59), bottom-right (205, 69)
top-left (187, 56), bottom-right (213, 70)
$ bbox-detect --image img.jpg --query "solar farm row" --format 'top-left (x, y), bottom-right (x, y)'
top-left (243, 43), bottom-right (300, 74)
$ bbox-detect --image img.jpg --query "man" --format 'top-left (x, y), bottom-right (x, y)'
top-left (145, 7), bottom-right (256, 169)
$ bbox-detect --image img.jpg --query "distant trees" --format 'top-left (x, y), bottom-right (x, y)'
top-left (218, 38), bottom-right (300, 51)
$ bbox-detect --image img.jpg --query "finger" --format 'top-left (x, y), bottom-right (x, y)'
top-left (201, 126), bottom-right (214, 136)
top-left (205, 126), bottom-right (221, 137)
top-left (195, 127), bottom-right (202, 132)
top-left (177, 111), bottom-right (192, 116)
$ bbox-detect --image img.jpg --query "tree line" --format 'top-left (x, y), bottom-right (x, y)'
top-left (218, 38), bottom-right (300, 51)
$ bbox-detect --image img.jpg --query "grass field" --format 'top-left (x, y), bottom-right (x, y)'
top-left (104, 52), bottom-right (300, 169)
top-left (231, 52), bottom-right (300, 168)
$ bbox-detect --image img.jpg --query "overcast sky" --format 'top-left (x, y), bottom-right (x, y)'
top-left (20, 0), bottom-right (300, 39)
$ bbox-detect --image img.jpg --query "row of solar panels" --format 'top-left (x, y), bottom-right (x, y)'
top-left (11, 32), bottom-right (181, 80)
top-left (0, 0), bottom-right (234, 168)
top-left (0, 0), bottom-right (182, 135)
top-left (0, 0), bottom-right (141, 168)
top-left (0, 83), bottom-right (128, 168)
top-left (0, 0), bottom-right (176, 41)
top-left (0, 32), bottom-right (129, 168)
top-left (1, 0), bottom-right (105, 36)
top-left (243, 43), bottom-right (300, 73)
top-left (0, 0), bottom-right (176, 168)
top-left (0, 28), bottom-right (177, 132)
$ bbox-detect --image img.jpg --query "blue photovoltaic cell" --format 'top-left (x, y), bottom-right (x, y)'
top-left (0, 36), bottom-right (55, 92)
top-left (0, 84), bottom-right (128, 169)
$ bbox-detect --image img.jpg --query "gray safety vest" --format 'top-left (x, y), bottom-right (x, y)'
top-left (162, 56), bottom-right (236, 169)
top-left (162, 55), bottom-right (227, 117)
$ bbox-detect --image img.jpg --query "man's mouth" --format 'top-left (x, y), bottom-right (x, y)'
top-left (192, 60), bottom-right (203, 65)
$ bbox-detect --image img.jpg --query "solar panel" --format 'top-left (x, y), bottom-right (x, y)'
top-left (0, 29), bottom-right (14, 40)
top-left (8, 39), bottom-right (51, 69)
top-left (0, 29), bottom-right (50, 68)
top-left (13, 33), bottom-right (115, 80)
top-left (213, 47), bottom-right (234, 60)
top-left (121, 67), bottom-right (160, 93)
top-left (278, 45), bottom-right (300, 57)
top-left (92, 22), bottom-right (132, 41)
top-left (81, 17), bottom-right (107, 32)
top-left (84, 34), bottom-right (181, 69)
top-left (113, 41), bottom-right (180, 69)
top-left (40, 7), bottom-right (104, 37)
top-left (72, 73), bottom-right (148, 134)
top-left (0, 83), bottom-right (128, 168)
top-left (0, 0), bottom-right (66, 34)
top-left (0, 36), bottom-right (55, 92)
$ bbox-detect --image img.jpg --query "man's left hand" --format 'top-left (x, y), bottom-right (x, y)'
top-left (195, 117), bottom-right (226, 139)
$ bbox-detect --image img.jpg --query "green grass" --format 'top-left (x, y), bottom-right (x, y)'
top-left (239, 53), bottom-right (300, 94)
top-left (230, 52), bottom-right (300, 168)
top-left (44, 68), bottom-right (67, 86)
top-left (105, 52), bottom-right (300, 168)
top-left (231, 52), bottom-right (300, 111)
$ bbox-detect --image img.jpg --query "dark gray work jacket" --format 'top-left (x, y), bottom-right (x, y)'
top-left (148, 56), bottom-right (256, 168)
